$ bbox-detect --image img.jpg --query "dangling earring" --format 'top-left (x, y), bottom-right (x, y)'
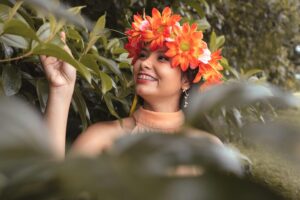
top-left (182, 88), bottom-right (189, 108)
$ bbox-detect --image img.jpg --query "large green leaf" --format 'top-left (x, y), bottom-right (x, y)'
top-left (79, 54), bottom-right (100, 75)
top-left (32, 43), bottom-right (91, 83)
top-left (36, 78), bottom-right (49, 113)
top-left (99, 72), bottom-right (113, 94)
top-left (1, 65), bottom-right (22, 96)
top-left (3, 19), bottom-right (39, 41)
top-left (0, 34), bottom-right (29, 49)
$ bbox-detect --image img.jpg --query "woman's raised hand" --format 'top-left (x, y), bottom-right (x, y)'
top-left (40, 32), bottom-right (76, 89)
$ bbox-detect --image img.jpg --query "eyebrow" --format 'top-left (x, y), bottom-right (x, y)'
top-left (141, 47), bottom-right (149, 52)
top-left (140, 48), bottom-right (166, 54)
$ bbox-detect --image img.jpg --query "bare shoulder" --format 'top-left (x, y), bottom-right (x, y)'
top-left (71, 117), bottom-right (135, 157)
top-left (183, 127), bottom-right (223, 145)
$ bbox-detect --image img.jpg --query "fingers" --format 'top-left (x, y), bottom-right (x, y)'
top-left (60, 31), bottom-right (73, 57)
top-left (40, 55), bottom-right (46, 62)
top-left (60, 31), bottom-right (66, 43)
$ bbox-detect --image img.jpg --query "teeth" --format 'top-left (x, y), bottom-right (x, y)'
top-left (137, 74), bottom-right (156, 81)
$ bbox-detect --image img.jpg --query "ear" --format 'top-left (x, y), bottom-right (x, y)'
top-left (181, 74), bottom-right (191, 91)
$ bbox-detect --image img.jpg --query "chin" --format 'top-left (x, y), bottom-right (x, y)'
top-left (135, 87), bottom-right (157, 100)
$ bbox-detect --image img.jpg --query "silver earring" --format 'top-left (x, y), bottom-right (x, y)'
top-left (183, 89), bottom-right (189, 108)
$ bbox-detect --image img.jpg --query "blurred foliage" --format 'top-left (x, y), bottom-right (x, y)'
top-left (0, 95), bottom-right (292, 200)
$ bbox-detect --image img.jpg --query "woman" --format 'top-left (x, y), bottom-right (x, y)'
top-left (41, 7), bottom-right (223, 159)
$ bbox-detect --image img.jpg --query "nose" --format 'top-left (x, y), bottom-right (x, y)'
top-left (140, 57), bottom-right (153, 70)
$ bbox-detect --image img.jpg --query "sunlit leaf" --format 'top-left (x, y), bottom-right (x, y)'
top-left (209, 30), bottom-right (217, 52)
top-left (3, 19), bottom-right (39, 41)
top-left (1, 65), bottom-right (22, 96)
top-left (99, 72), bottom-right (113, 94)
top-left (215, 35), bottom-right (225, 50)
top-left (85, 14), bottom-right (106, 54)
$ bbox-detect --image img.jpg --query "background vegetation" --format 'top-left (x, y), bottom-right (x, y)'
top-left (0, 0), bottom-right (300, 199)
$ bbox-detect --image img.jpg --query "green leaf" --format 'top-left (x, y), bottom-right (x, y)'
top-left (2, 65), bottom-right (22, 96)
top-left (221, 58), bottom-right (240, 79)
top-left (95, 54), bottom-right (122, 77)
top-left (112, 47), bottom-right (128, 55)
top-left (31, 23), bottom-right (51, 48)
top-left (215, 35), bottom-right (225, 50)
top-left (85, 14), bottom-right (106, 54)
top-left (107, 38), bottom-right (120, 50)
top-left (243, 69), bottom-right (263, 79)
top-left (186, 0), bottom-right (205, 18)
top-left (0, 34), bottom-right (29, 49)
top-left (68, 6), bottom-right (86, 15)
top-left (104, 94), bottom-right (119, 118)
top-left (8, 1), bottom-right (23, 21)
top-left (99, 72), bottom-right (113, 94)
top-left (90, 14), bottom-right (106, 38)
top-left (195, 18), bottom-right (211, 31)
top-left (209, 30), bottom-right (217, 52)
top-left (80, 54), bottom-right (100, 75)
top-left (36, 78), bottom-right (49, 113)
top-left (32, 43), bottom-right (92, 83)
top-left (3, 19), bottom-right (39, 41)
top-left (73, 84), bottom-right (89, 130)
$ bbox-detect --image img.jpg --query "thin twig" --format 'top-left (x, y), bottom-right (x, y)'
top-left (0, 51), bottom-right (33, 63)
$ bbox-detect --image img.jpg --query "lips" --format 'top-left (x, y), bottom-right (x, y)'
top-left (137, 72), bottom-right (157, 81)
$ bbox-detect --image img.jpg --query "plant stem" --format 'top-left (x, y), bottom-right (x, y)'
top-left (0, 51), bottom-right (33, 63)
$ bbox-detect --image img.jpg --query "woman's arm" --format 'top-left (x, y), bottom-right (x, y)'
top-left (41, 32), bottom-right (76, 159)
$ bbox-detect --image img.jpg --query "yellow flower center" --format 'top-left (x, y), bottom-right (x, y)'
top-left (157, 26), bottom-right (164, 33)
top-left (180, 41), bottom-right (190, 51)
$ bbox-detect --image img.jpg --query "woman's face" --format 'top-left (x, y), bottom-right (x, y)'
top-left (133, 46), bottom-right (187, 102)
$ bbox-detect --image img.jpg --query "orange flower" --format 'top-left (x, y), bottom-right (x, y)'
top-left (194, 49), bottom-right (224, 89)
top-left (165, 23), bottom-right (206, 71)
top-left (142, 7), bottom-right (181, 50)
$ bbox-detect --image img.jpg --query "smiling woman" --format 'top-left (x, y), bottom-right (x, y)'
top-left (41, 7), bottom-right (224, 158)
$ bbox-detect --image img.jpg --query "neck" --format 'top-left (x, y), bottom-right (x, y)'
top-left (142, 97), bottom-right (180, 112)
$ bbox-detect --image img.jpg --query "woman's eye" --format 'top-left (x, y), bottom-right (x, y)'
top-left (158, 55), bottom-right (169, 62)
top-left (138, 52), bottom-right (147, 59)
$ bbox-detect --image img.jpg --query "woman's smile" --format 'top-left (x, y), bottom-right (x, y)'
top-left (136, 72), bottom-right (158, 83)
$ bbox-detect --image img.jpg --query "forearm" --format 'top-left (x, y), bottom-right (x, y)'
top-left (44, 86), bottom-right (74, 159)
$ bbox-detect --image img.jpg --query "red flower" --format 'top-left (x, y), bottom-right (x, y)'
top-left (124, 39), bottom-right (142, 64)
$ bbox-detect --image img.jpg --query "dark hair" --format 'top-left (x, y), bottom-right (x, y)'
top-left (180, 68), bottom-right (200, 110)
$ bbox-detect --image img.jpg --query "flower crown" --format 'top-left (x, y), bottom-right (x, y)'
top-left (125, 7), bottom-right (223, 89)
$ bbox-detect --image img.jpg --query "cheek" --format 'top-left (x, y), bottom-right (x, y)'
top-left (133, 62), bottom-right (140, 80)
top-left (158, 67), bottom-right (182, 89)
